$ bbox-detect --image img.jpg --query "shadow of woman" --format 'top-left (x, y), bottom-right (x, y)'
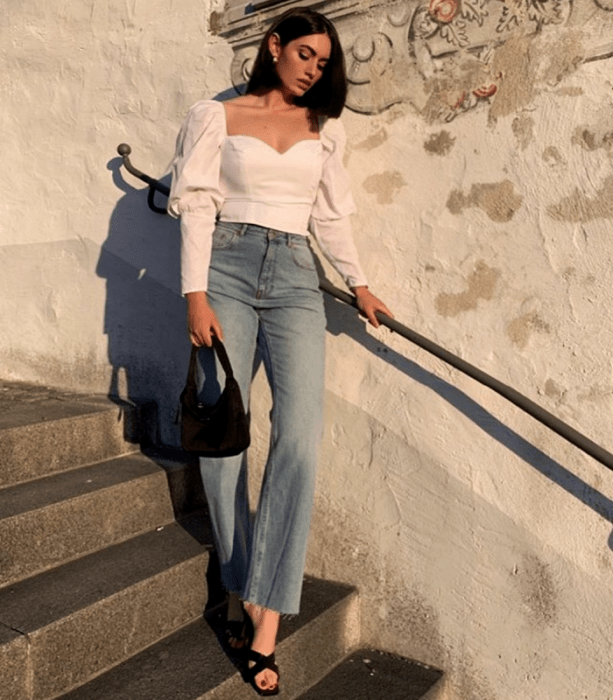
top-left (99, 157), bottom-right (190, 447)
top-left (100, 90), bottom-right (241, 447)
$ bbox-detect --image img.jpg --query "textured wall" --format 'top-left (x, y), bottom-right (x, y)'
top-left (0, 0), bottom-right (231, 441)
top-left (3, 0), bottom-right (613, 698)
top-left (297, 3), bottom-right (613, 696)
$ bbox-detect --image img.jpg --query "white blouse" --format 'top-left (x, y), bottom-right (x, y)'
top-left (168, 99), bottom-right (368, 294)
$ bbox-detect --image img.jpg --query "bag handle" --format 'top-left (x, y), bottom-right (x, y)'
top-left (211, 336), bottom-right (235, 379)
top-left (184, 337), bottom-right (235, 397)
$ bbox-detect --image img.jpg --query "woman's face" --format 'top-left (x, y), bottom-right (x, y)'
top-left (270, 33), bottom-right (332, 98)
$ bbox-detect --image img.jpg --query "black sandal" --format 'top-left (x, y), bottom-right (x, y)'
top-left (224, 617), bottom-right (250, 650)
top-left (245, 649), bottom-right (280, 696)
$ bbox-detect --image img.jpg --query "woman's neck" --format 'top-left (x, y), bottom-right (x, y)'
top-left (249, 87), bottom-right (300, 112)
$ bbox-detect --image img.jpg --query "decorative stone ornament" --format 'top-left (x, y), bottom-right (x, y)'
top-left (220, 0), bottom-right (613, 123)
top-left (343, 0), bottom-right (573, 120)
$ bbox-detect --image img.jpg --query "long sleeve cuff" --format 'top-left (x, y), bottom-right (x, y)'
top-left (180, 212), bottom-right (215, 294)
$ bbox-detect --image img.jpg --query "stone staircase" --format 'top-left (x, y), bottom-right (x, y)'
top-left (0, 380), bottom-right (443, 699)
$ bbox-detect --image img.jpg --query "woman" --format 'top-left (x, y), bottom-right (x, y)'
top-left (169, 7), bottom-right (392, 695)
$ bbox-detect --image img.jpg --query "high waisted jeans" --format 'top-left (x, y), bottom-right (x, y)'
top-left (198, 222), bottom-right (325, 615)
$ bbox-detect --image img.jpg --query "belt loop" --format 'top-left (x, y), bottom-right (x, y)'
top-left (240, 223), bottom-right (248, 236)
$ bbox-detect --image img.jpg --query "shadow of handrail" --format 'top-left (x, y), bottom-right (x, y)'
top-left (323, 293), bottom-right (613, 546)
top-left (319, 279), bottom-right (613, 473)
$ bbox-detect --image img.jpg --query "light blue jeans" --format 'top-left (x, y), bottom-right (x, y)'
top-left (198, 222), bottom-right (325, 615)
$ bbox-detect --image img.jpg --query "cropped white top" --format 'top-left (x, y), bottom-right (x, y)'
top-left (168, 100), bottom-right (368, 294)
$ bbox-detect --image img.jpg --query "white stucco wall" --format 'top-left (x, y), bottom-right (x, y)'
top-left (3, 1), bottom-right (613, 698)
top-left (1, 0), bottom-right (232, 441)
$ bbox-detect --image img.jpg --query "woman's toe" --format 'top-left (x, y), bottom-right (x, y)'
top-left (256, 669), bottom-right (277, 691)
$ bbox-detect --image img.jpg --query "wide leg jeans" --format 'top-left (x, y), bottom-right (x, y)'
top-left (198, 222), bottom-right (325, 615)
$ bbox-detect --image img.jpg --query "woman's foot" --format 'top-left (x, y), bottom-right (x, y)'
top-left (243, 602), bottom-right (280, 694)
top-left (225, 592), bottom-right (249, 650)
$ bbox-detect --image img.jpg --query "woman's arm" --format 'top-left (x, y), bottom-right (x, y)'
top-left (310, 118), bottom-right (393, 327)
top-left (168, 101), bottom-right (226, 346)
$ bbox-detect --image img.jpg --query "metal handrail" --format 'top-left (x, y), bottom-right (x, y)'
top-left (117, 144), bottom-right (169, 214)
top-left (116, 143), bottom-right (613, 473)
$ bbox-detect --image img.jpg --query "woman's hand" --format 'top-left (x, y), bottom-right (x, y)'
top-left (186, 291), bottom-right (224, 347)
top-left (352, 286), bottom-right (394, 328)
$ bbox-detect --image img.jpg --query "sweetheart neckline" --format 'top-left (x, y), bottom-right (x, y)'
top-left (225, 133), bottom-right (322, 156)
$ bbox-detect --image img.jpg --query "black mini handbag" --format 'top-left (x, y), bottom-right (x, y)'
top-left (179, 338), bottom-right (250, 457)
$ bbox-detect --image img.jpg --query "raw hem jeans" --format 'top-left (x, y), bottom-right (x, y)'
top-left (198, 222), bottom-right (325, 615)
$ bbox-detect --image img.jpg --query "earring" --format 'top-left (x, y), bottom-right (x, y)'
top-left (272, 56), bottom-right (278, 63)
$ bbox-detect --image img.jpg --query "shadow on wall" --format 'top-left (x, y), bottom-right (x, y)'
top-left (98, 158), bottom-right (190, 447)
top-left (322, 291), bottom-right (613, 552)
top-left (99, 90), bottom-right (243, 446)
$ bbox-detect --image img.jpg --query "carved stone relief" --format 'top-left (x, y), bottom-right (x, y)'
top-left (230, 46), bottom-right (258, 90)
top-left (345, 0), bottom-right (571, 120)
top-left (225, 0), bottom-right (613, 122)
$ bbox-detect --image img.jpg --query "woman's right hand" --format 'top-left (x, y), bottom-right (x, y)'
top-left (185, 292), bottom-right (224, 347)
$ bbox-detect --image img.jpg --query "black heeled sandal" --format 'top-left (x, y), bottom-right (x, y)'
top-left (245, 649), bottom-right (280, 697)
top-left (224, 617), bottom-right (250, 650)
top-left (224, 599), bottom-right (253, 651)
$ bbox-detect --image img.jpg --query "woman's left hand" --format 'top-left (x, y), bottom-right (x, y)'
top-left (352, 286), bottom-right (394, 328)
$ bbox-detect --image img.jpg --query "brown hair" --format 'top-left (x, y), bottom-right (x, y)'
top-left (246, 7), bottom-right (347, 119)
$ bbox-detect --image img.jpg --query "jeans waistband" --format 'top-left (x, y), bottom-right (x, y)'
top-left (216, 221), bottom-right (310, 245)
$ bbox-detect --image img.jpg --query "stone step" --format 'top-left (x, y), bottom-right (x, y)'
top-left (0, 380), bottom-right (138, 488)
top-left (53, 577), bottom-right (359, 700)
top-left (0, 522), bottom-right (210, 700)
top-left (0, 452), bottom-right (175, 587)
top-left (142, 446), bottom-right (206, 519)
top-left (295, 648), bottom-right (443, 699)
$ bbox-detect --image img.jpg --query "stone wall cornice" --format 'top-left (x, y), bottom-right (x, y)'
top-left (219, 0), bottom-right (613, 120)
top-left (218, 0), bottom-right (372, 46)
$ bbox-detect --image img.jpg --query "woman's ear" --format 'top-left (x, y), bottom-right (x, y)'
top-left (268, 32), bottom-right (281, 62)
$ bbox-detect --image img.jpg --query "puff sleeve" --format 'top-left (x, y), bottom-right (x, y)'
top-left (308, 118), bottom-right (368, 289)
top-left (168, 100), bottom-right (225, 294)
